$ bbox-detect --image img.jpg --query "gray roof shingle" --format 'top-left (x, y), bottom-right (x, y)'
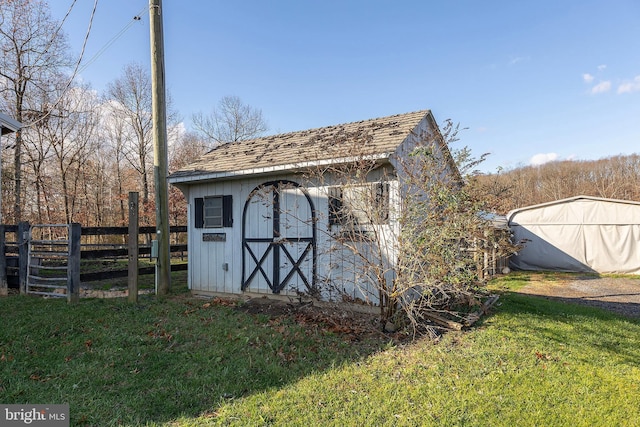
top-left (170, 110), bottom-right (430, 181)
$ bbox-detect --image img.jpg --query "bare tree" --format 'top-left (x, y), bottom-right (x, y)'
top-left (169, 131), bottom-right (208, 172)
top-left (23, 130), bottom-right (52, 223)
top-left (192, 95), bottom-right (268, 147)
top-left (100, 99), bottom-right (135, 225)
top-left (105, 63), bottom-right (153, 219)
top-left (0, 0), bottom-right (71, 222)
top-left (168, 131), bottom-right (207, 227)
top-left (22, 88), bottom-right (57, 224)
top-left (105, 63), bottom-right (180, 224)
top-left (29, 82), bottom-right (100, 224)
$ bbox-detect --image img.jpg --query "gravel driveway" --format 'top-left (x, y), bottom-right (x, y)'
top-left (516, 275), bottom-right (640, 319)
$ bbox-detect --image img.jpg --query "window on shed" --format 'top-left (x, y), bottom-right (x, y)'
top-left (194, 195), bottom-right (233, 228)
top-left (328, 182), bottom-right (389, 229)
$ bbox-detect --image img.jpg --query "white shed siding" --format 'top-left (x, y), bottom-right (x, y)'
top-left (186, 172), bottom-right (401, 304)
top-left (317, 177), bottom-right (399, 305)
top-left (187, 174), bottom-right (317, 296)
top-left (188, 180), bottom-right (239, 294)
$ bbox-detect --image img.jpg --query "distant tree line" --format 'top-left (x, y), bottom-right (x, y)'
top-left (0, 0), bottom-right (266, 226)
top-left (475, 154), bottom-right (640, 214)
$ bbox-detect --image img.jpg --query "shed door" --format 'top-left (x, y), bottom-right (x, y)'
top-left (242, 180), bottom-right (317, 294)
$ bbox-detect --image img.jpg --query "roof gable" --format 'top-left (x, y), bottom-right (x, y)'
top-left (170, 110), bottom-right (431, 183)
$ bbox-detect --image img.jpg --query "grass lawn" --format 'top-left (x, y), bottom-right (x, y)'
top-left (1, 272), bottom-right (639, 426)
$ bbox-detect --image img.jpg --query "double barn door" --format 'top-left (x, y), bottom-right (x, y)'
top-left (241, 180), bottom-right (316, 294)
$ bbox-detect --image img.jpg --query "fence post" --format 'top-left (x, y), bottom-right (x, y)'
top-left (128, 192), bottom-right (139, 303)
top-left (67, 223), bottom-right (81, 303)
top-left (18, 222), bottom-right (29, 295)
top-left (0, 225), bottom-right (6, 296)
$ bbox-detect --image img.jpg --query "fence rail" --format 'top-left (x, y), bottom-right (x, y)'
top-left (25, 224), bottom-right (78, 301)
top-left (0, 222), bottom-right (188, 299)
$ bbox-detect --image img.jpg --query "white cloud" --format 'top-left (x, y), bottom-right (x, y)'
top-left (617, 76), bottom-right (640, 94)
top-left (597, 64), bottom-right (607, 71)
top-left (509, 56), bottom-right (530, 66)
top-left (591, 81), bottom-right (611, 94)
top-left (530, 153), bottom-right (558, 166)
top-left (582, 73), bottom-right (594, 83)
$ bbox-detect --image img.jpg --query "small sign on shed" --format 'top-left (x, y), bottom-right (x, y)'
top-left (203, 233), bottom-right (226, 242)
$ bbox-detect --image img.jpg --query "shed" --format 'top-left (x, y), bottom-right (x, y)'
top-left (508, 195), bottom-right (640, 274)
top-left (169, 110), bottom-right (459, 302)
top-left (0, 112), bottom-right (21, 226)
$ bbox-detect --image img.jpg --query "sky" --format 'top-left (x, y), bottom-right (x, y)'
top-left (48, 0), bottom-right (640, 173)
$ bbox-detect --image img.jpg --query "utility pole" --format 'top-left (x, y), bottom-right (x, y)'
top-left (149, 0), bottom-right (171, 295)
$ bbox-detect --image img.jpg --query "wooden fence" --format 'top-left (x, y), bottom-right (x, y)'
top-left (0, 223), bottom-right (187, 299)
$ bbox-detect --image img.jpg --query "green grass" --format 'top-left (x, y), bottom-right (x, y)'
top-left (1, 273), bottom-right (640, 426)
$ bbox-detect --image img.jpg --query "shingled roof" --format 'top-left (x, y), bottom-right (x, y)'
top-left (169, 110), bottom-right (431, 183)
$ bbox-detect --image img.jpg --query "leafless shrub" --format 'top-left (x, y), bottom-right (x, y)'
top-left (297, 120), bottom-right (516, 336)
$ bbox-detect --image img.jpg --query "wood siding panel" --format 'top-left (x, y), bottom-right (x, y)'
top-left (189, 181), bottom-right (238, 294)
top-left (187, 172), bottom-right (403, 305)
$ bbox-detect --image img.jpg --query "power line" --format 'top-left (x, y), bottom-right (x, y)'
top-left (70, 0), bottom-right (99, 81)
top-left (23, 2), bottom-right (148, 129)
top-left (53, 0), bottom-right (79, 42)
top-left (78, 6), bottom-right (148, 74)
top-left (23, 0), bottom-right (99, 129)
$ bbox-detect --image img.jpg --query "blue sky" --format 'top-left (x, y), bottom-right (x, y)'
top-left (49, 0), bottom-right (640, 173)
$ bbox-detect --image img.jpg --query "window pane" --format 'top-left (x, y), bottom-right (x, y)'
top-left (342, 185), bottom-right (371, 226)
top-left (334, 182), bottom-right (389, 228)
top-left (204, 197), bottom-right (223, 227)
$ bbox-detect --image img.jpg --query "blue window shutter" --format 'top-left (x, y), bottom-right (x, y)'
top-left (222, 195), bottom-right (233, 227)
top-left (328, 187), bottom-right (342, 226)
top-left (194, 198), bottom-right (204, 228)
top-left (375, 182), bottom-right (390, 224)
